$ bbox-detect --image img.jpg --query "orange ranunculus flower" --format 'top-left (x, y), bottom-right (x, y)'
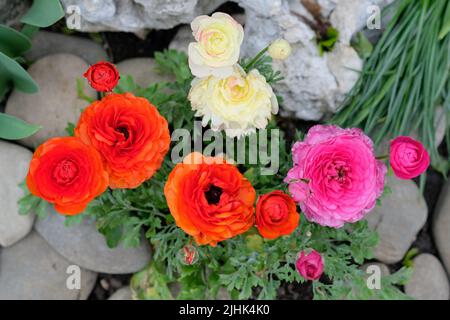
top-left (164, 152), bottom-right (256, 246)
top-left (75, 92), bottom-right (170, 189)
top-left (26, 137), bottom-right (109, 215)
top-left (256, 191), bottom-right (300, 240)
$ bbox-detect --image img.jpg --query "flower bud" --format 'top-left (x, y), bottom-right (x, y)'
top-left (268, 39), bottom-right (292, 60)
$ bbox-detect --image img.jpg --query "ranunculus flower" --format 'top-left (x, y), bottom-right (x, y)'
top-left (284, 125), bottom-right (386, 228)
top-left (188, 65), bottom-right (278, 138)
top-left (390, 136), bottom-right (430, 179)
top-left (75, 93), bottom-right (170, 189)
top-left (268, 39), bottom-right (292, 60)
top-left (256, 191), bottom-right (300, 240)
top-left (83, 61), bottom-right (120, 92)
top-left (26, 137), bottom-right (108, 215)
top-left (164, 152), bottom-right (256, 246)
top-left (296, 250), bottom-right (324, 281)
top-left (188, 12), bottom-right (244, 78)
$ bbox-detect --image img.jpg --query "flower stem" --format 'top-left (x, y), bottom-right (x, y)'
top-left (243, 46), bottom-right (269, 72)
top-left (376, 155), bottom-right (389, 160)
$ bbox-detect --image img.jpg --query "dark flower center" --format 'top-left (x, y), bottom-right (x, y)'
top-left (205, 185), bottom-right (223, 205)
top-left (115, 126), bottom-right (129, 140)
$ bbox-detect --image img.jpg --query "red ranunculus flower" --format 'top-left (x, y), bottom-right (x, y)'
top-left (75, 92), bottom-right (171, 189)
top-left (83, 61), bottom-right (120, 92)
top-left (26, 137), bottom-right (109, 215)
top-left (256, 191), bottom-right (299, 239)
top-left (390, 136), bottom-right (430, 179)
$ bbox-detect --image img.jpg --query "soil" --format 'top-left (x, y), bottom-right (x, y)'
top-left (14, 1), bottom-right (448, 300)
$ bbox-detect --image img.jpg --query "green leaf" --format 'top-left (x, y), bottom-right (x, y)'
top-left (21, 0), bottom-right (64, 28)
top-left (351, 32), bottom-right (373, 59)
top-left (0, 113), bottom-right (41, 140)
top-left (0, 25), bottom-right (32, 57)
top-left (438, 0), bottom-right (450, 40)
top-left (0, 51), bottom-right (38, 99)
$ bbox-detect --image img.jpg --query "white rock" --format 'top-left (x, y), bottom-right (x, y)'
top-left (0, 141), bottom-right (34, 247)
top-left (108, 286), bottom-right (133, 300)
top-left (404, 254), bottom-right (449, 300)
top-left (433, 181), bottom-right (450, 275)
top-left (5, 54), bottom-right (97, 149)
top-left (35, 209), bottom-right (151, 274)
top-left (366, 176), bottom-right (428, 264)
top-left (116, 58), bottom-right (175, 88)
top-left (0, 231), bottom-right (97, 299)
top-left (61, 0), bottom-right (393, 120)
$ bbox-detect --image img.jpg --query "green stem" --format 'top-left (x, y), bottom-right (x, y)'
top-left (376, 155), bottom-right (389, 160)
top-left (244, 46), bottom-right (269, 72)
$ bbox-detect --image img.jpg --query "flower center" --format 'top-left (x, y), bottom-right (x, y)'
top-left (204, 31), bottom-right (227, 56)
top-left (115, 126), bottom-right (130, 140)
top-left (205, 185), bottom-right (223, 205)
top-left (53, 159), bottom-right (78, 185)
top-left (326, 160), bottom-right (350, 184)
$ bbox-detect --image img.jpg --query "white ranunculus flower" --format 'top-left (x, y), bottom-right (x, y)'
top-left (188, 65), bottom-right (279, 138)
top-left (188, 12), bottom-right (244, 78)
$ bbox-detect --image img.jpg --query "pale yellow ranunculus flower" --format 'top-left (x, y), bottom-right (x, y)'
top-left (268, 39), bottom-right (292, 60)
top-left (188, 12), bottom-right (244, 78)
top-left (188, 66), bottom-right (278, 138)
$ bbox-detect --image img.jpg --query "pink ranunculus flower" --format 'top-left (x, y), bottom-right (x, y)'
top-left (390, 136), bottom-right (430, 180)
top-left (296, 250), bottom-right (324, 281)
top-left (284, 125), bottom-right (386, 228)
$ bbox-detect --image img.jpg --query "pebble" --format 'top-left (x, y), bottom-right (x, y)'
top-left (0, 231), bottom-right (97, 299)
top-left (35, 209), bottom-right (151, 274)
top-left (404, 253), bottom-right (449, 300)
top-left (366, 175), bottom-right (428, 264)
top-left (0, 140), bottom-right (34, 247)
top-left (5, 54), bottom-right (97, 148)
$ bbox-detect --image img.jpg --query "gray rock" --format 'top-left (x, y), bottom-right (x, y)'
top-left (108, 286), bottom-right (133, 300)
top-left (168, 26), bottom-right (191, 54)
top-left (60, 0), bottom-right (224, 32)
top-left (433, 181), bottom-right (450, 275)
top-left (0, 140), bottom-right (34, 247)
top-left (366, 176), bottom-right (428, 264)
top-left (5, 54), bottom-right (97, 149)
top-left (0, 231), bottom-right (97, 299)
top-left (116, 58), bottom-right (175, 88)
top-left (404, 254), bottom-right (449, 300)
top-left (35, 209), bottom-right (151, 274)
top-left (25, 31), bottom-right (108, 65)
top-left (0, 0), bottom-right (30, 26)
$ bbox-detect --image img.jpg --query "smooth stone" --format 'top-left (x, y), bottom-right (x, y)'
top-left (5, 54), bottom-right (97, 149)
top-left (433, 181), bottom-right (450, 274)
top-left (404, 254), bottom-right (449, 300)
top-left (108, 286), bottom-right (133, 300)
top-left (0, 231), bottom-right (97, 300)
top-left (25, 31), bottom-right (108, 65)
top-left (366, 176), bottom-right (428, 264)
top-left (0, 140), bottom-right (34, 247)
top-left (35, 209), bottom-right (151, 274)
top-left (116, 58), bottom-right (175, 88)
